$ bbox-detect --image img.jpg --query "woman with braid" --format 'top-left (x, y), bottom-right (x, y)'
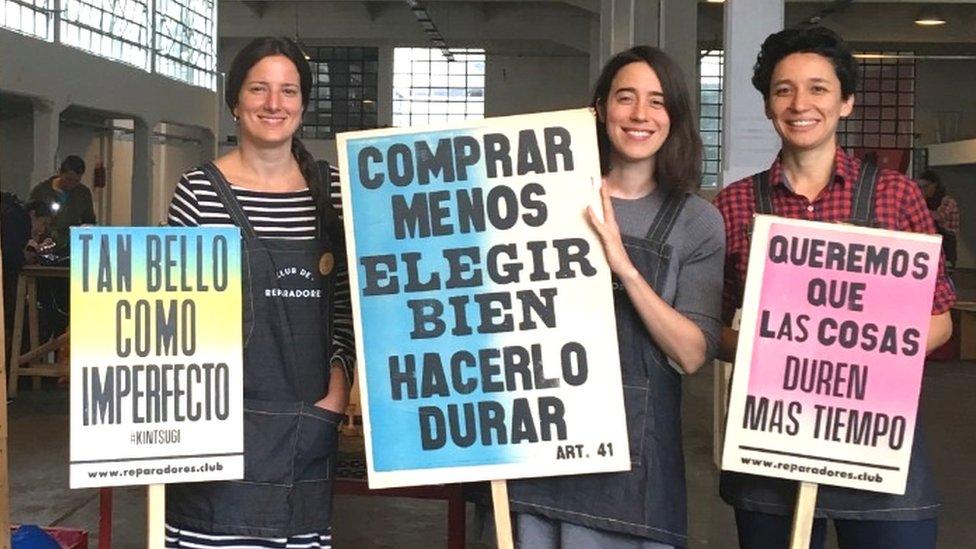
top-left (165, 37), bottom-right (354, 549)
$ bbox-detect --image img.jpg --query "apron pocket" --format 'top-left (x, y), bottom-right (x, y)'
top-left (242, 398), bottom-right (301, 485)
top-left (293, 403), bottom-right (342, 482)
top-left (622, 384), bottom-right (649, 467)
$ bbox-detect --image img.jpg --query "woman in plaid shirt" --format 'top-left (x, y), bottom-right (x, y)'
top-left (713, 27), bottom-right (954, 549)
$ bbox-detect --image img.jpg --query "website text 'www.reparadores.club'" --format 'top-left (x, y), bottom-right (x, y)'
top-left (740, 456), bottom-right (884, 483)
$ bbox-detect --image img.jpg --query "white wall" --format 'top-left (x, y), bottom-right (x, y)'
top-left (0, 29), bottom-right (217, 130)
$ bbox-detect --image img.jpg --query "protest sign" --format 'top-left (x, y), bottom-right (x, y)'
top-left (69, 227), bottom-right (244, 488)
top-left (722, 215), bottom-right (941, 495)
top-left (337, 108), bottom-right (629, 489)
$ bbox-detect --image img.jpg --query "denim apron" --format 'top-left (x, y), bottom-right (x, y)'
top-left (166, 163), bottom-right (344, 537)
top-left (720, 163), bottom-right (940, 521)
top-left (509, 191), bottom-right (691, 547)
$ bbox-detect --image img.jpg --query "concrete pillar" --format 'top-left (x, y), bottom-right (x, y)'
top-left (712, 0), bottom-right (784, 469)
top-left (595, 0), bottom-right (661, 69)
top-left (590, 1), bottom-right (694, 107)
top-left (30, 98), bottom-right (64, 186)
top-left (720, 0), bottom-right (784, 186)
top-left (130, 118), bottom-right (154, 226)
top-left (660, 0), bottom-right (698, 115)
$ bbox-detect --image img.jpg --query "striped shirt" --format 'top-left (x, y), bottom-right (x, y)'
top-left (167, 166), bottom-right (355, 379)
top-left (165, 524), bottom-right (332, 549)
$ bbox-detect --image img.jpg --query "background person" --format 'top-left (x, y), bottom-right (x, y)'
top-left (29, 154), bottom-right (95, 254)
top-left (918, 169), bottom-right (959, 269)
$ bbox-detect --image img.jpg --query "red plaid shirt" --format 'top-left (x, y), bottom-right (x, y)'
top-left (933, 195), bottom-right (960, 235)
top-left (714, 147), bottom-right (956, 325)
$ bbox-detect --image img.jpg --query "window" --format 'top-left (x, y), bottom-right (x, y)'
top-left (154, 0), bottom-right (216, 89)
top-left (60, 0), bottom-right (151, 70)
top-left (300, 46), bottom-right (380, 140)
top-left (393, 47), bottom-right (485, 127)
top-left (0, 0), bottom-right (54, 40)
top-left (3, 0), bottom-right (216, 89)
top-left (838, 53), bottom-right (915, 150)
top-left (699, 50), bottom-right (724, 188)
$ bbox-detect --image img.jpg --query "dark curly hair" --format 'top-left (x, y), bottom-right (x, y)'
top-left (752, 26), bottom-right (857, 101)
top-left (591, 46), bottom-right (701, 193)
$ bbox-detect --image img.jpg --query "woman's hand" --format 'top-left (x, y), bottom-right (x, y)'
top-left (587, 181), bottom-right (639, 281)
top-left (315, 362), bottom-right (350, 414)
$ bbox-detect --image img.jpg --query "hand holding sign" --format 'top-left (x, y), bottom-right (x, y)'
top-left (587, 181), bottom-right (637, 280)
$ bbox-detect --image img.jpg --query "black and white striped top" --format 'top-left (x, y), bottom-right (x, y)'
top-left (167, 166), bottom-right (355, 381)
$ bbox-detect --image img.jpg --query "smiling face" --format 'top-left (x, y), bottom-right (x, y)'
top-left (766, 52), bottom-right (854, 155)
top-left (602, 61), bottom-right (671, 167)
top-left (234, 54), bottom-right (304, 147)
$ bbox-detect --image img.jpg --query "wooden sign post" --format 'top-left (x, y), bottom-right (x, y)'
top-left (491, 480), bottom-right (514, 549)
top-left (0, 236), bottom-right (11, 549)
top-left (147, 484), bottom-right (165, 548)
top-left (789, 482), bottom-right (818, 549)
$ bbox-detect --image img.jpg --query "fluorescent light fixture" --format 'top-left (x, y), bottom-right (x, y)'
top-left (915, 7), bottom-right (946, 26)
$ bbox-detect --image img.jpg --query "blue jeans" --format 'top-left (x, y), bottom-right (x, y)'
top-left (734, 509), bottom-right (937, 549)
top-left (516, 513), bottom-right (676, 549)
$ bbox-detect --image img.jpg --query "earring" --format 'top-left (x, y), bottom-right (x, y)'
top-left (233, 115), bottom-right (239, 124)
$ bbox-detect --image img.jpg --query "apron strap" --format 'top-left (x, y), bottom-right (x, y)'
top-left (200, 162), bottom-right (259, 240)
top-left (644, 190), bottom-right (689, 244)
top-left (752, 170), bottom-right (775, 215)
top-left (850, 161), bottom-right (879, 227)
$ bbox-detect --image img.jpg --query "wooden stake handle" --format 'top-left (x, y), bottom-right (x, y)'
top-left (491, 479), bottom-right (514, 549)
top-left (147, 484), bottom-right (166, 548)
top-left (789, 481), bottom-right (819, 549)
top-left (0, 232), bottom-right (11, 548)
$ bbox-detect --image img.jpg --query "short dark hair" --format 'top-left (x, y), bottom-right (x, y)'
top-left (919, 169), bottom-right (941, 186)
top-left (24, 200), bottom-right (53, 218)
top-left (752, 26), bottom-right (858, 101)
top-left (591, 46), bottom-right (702, 193)
top-left (225, 37), bottom-right (312, 114)
top-left (60, 155), bottom-right (86, 175)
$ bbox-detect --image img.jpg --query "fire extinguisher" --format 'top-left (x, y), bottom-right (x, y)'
top-left (93, 161), bottom-right (107, 189)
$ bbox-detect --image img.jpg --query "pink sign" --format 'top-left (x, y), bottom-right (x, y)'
top-left (722, 215), bottom-right (941, 494)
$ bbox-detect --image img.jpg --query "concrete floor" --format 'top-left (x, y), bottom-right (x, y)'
top-left (8, 271), bottom-right (976, 548)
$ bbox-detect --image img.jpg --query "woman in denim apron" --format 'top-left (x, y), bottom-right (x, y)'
top-left (508, 46), bottom-right (725, 549)
top-left (164, 37), bottom-right (352, 548)
top-left (713, 27), bottom-right (955, 549)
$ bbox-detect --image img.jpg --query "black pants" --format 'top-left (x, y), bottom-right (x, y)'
top-left (734, 509), bottom-right (936, 549)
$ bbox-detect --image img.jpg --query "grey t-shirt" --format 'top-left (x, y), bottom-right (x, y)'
top-left (610, 186), bottom-right (725, 369)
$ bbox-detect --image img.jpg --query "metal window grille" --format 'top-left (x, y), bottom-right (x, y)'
top-left (154, 0), bottom-right (215, 89)
top-left (699, 49), bottom-right (723, 188)
top-left (60, 0), bottom-right (151, 70)
top-left (392, 47), bottom-right (485, 127)
top-left (301, 46), bottom-right (380, 140)
top-left (839, 52), bottom-right (915, 150)
top-left (0, 0), bottom-right (54, 40)
top-left (3, 0), bottom-right (216, 89)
